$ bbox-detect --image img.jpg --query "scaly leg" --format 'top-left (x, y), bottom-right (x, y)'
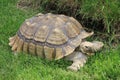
top-left (65, 52), bottom-right (87, 72)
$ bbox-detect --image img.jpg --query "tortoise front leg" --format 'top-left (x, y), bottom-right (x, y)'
top-left (65, 52), bottom-right (87, 72)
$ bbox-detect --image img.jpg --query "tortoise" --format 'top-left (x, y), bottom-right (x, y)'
top-left (9, 13), bottom-right (104, 71)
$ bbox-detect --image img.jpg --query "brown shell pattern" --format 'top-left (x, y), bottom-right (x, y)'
top-left (10, 13), bottom-right (90, 60)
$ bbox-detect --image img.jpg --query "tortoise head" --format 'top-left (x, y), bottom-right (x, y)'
top-left (80, 41), bottom-right (104, 55)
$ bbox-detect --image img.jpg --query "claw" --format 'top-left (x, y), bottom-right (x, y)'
top-left (67, 66), bottom-right (78, 72)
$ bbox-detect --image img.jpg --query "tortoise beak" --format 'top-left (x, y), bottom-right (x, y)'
top-left (92, 41), bottom-right (104, 52)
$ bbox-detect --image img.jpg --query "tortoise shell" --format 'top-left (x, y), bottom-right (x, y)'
top-left (9, 13), bottom-right (93, 60)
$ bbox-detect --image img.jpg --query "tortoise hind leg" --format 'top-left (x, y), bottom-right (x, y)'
top-left (9, 35), bottom-right (17, 46)
top-left (65, 52), bottom-right (87, 72)
top-left (9, 35), bottom-right (22, 52)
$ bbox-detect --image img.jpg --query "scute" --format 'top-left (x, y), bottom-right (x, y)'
top-left (20, 17), bottom-right (37, 37)
top-left (36, 45), bottom-right (44, 58)
top-left (24, 22), bottom-right (37, 39)
top-left (69, 36), bottom-right (82, 47)
top-left (47, 28), bottom-right (68, 45)
top-left (23, 42), bottom-right (28, 53)
top-left (63, 45), bottom-right (75, 56)
top-left (55, 48), bottom-right (64, 60)
top-left (69, 17), bottom-right (83, 29)
top-left (55, 17), bottom-right (65, 26)
top-left (20, 22), bottom-right (28, 35)
top-left (29, 43), bottom-right (36, 55)
top-left (34, 25), bottom-right (49, 42)
top-left (44, 46), bottom-right (54, 60)
top-left (65, 22), bottom-right (80, 38)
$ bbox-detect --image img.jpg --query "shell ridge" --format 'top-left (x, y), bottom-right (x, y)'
top-left (44, 22), bottom-right (54, 44)
top-left (32, 21), bottom-right (44, 40)
top-left (23, 17), bottom-right (36, 38)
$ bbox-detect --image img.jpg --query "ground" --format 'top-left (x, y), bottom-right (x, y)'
top-left (0, 0), bottom-right (120, 80)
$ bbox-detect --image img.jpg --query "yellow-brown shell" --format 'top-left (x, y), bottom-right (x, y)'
top-left (9, 13), bottom-right (93, 60)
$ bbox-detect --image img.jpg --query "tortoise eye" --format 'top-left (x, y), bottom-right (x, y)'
top-left (85, 46), bottom-right (92, 52)
top-left (85, 46), bottom-right (89, 49)
top-left (84, 46), bottom-right (94, 53)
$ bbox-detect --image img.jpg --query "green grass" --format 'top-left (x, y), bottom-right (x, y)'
top-left (0, 0), bottom-right (120, 80)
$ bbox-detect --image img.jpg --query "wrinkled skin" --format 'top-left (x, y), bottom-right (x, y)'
top-left (66, 41), bottom-right (104, 72)
top-left (80, 41), bottom-right (104, 55)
